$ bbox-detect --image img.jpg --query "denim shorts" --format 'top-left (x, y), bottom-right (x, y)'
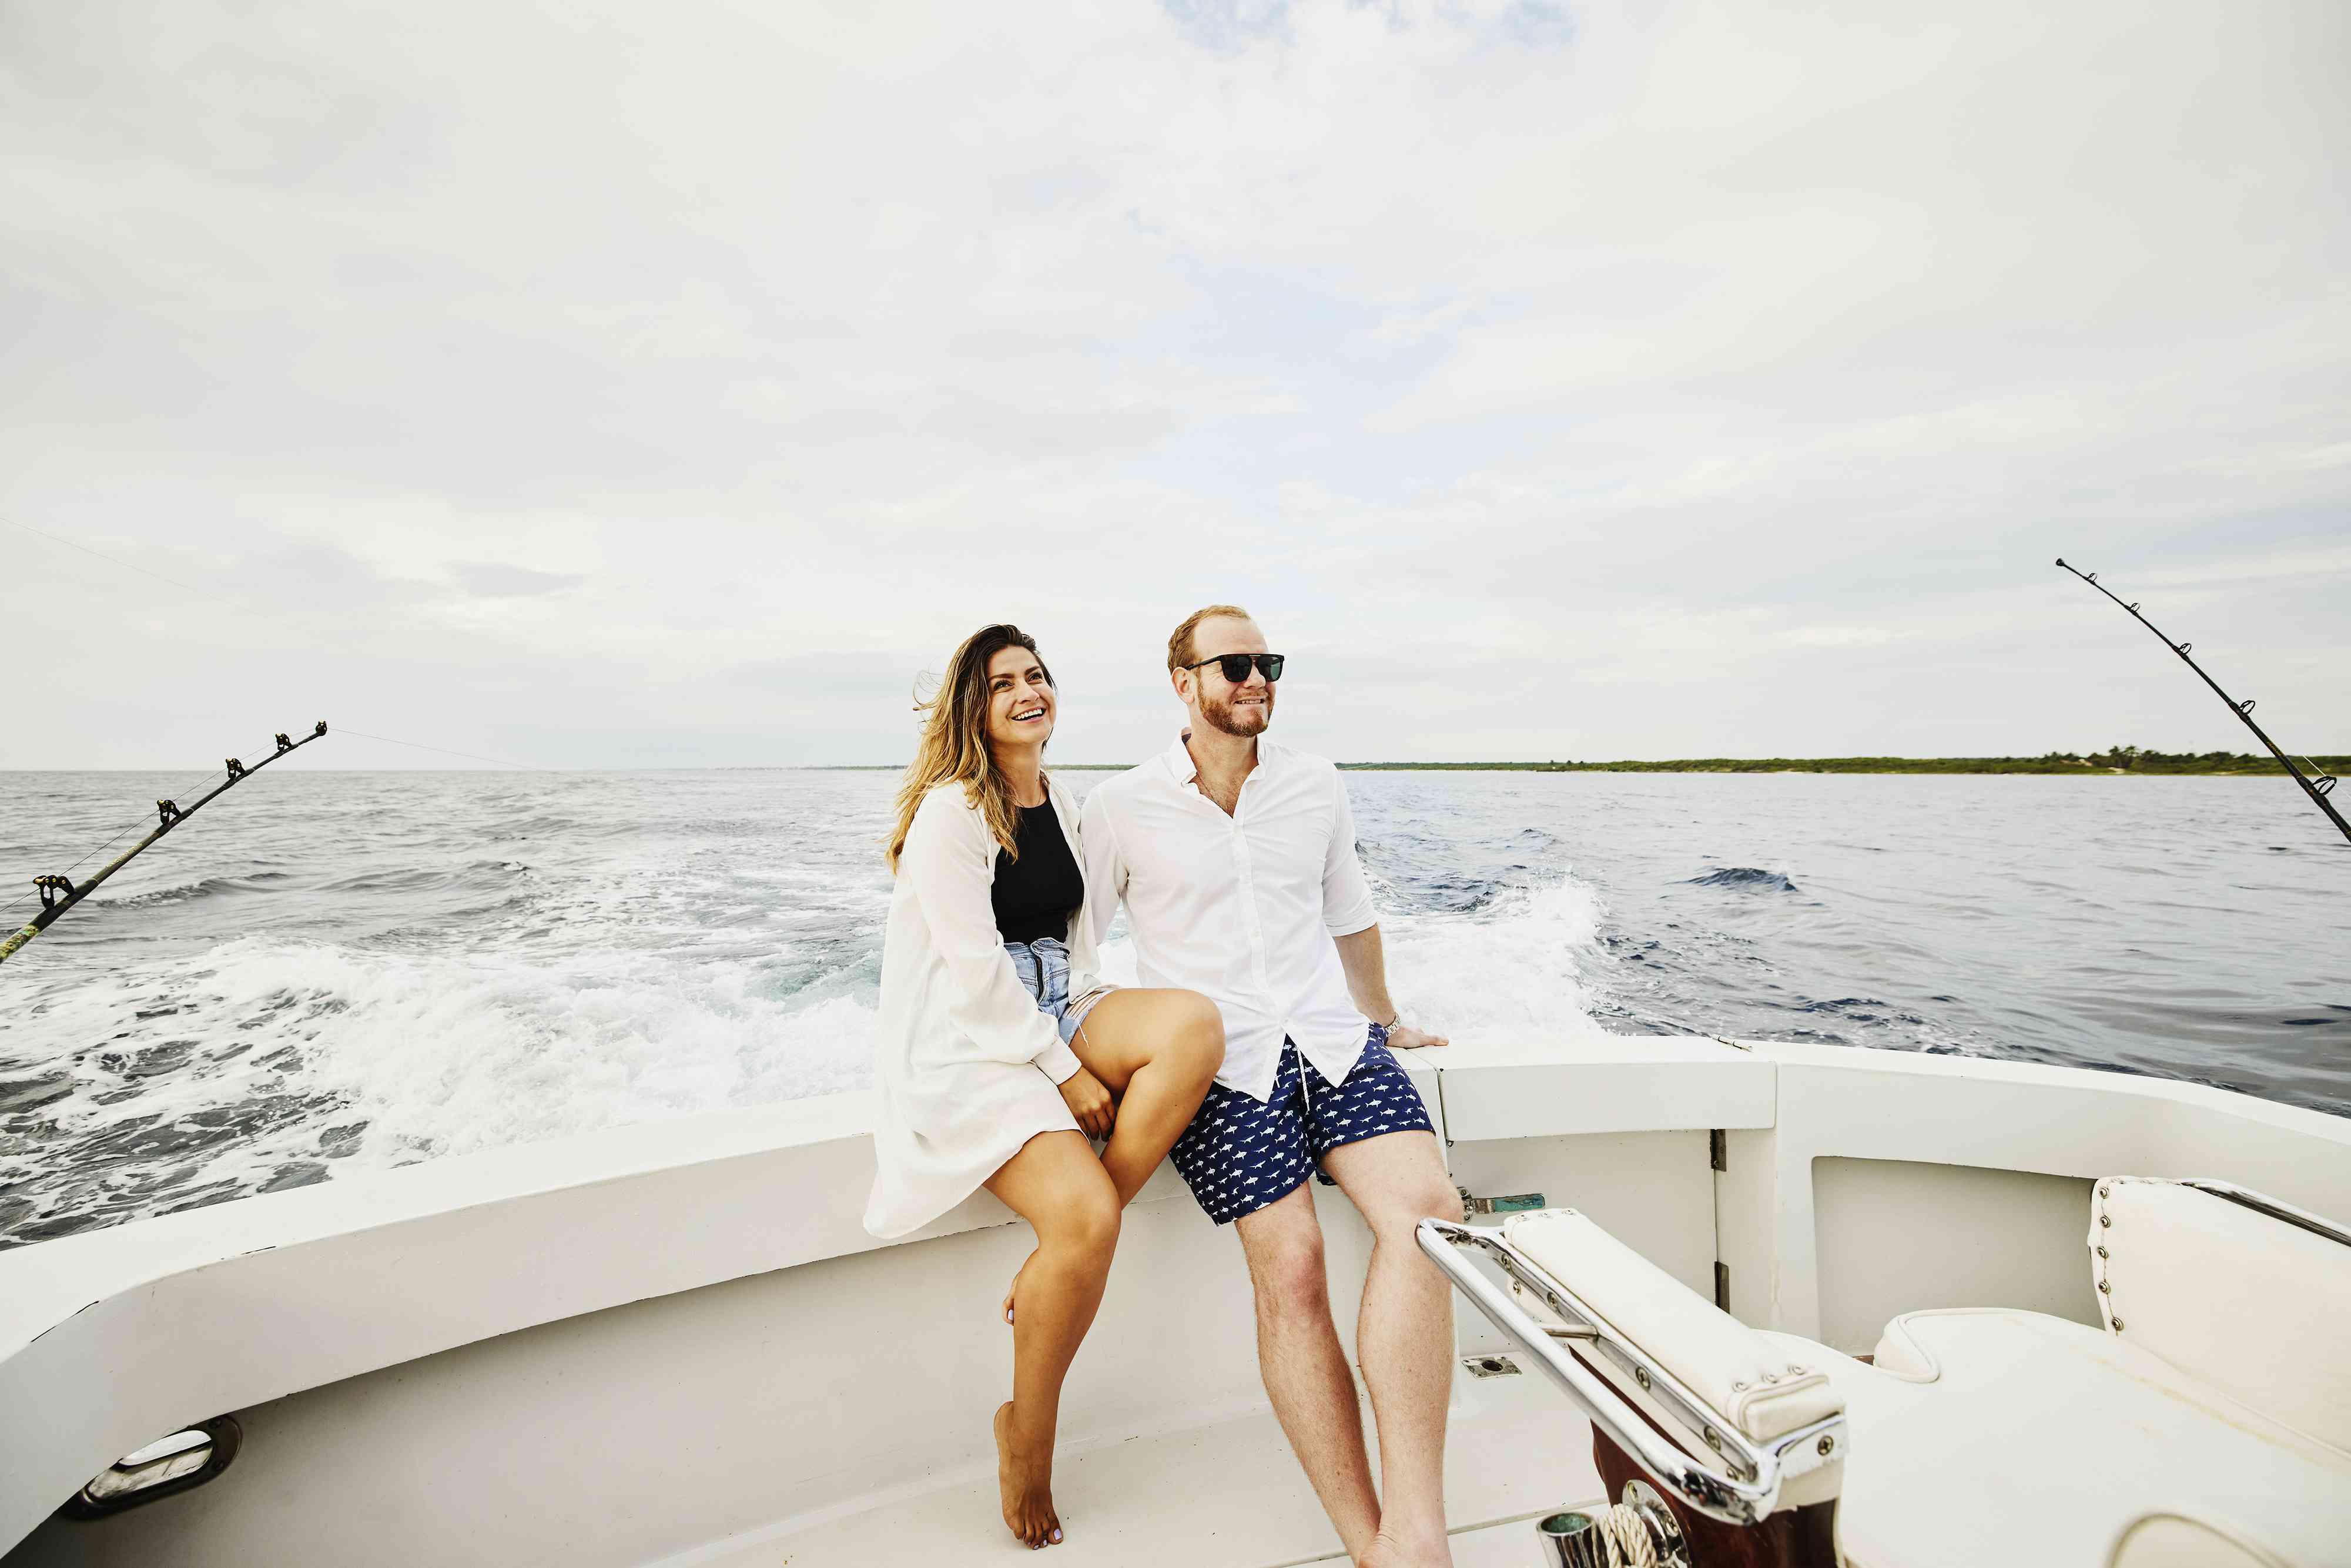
top-left (1003, 936), bottom-right (1107, 1045)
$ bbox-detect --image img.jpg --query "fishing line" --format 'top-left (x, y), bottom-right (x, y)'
top-left (1, 514), bottom-right (225, 601)
top-left (333, 729), bottom-right (541, 770)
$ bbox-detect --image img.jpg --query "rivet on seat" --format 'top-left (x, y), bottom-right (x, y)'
top-left (2098, 1279), bottom-right (2110, 1294)
top-left (2096, 1245), bottom-right (2108, 1259)
top-left (2099, 1184), bottom-right (2110, 1198)
top-left (2112, 1318), bottom-right (2125, 1331)
top-left (2099, 1214), bottom-right (2110, 1227)
top-left (1732, 1380), bottom-right (1747, 1392)
top-left (1760, 1371), bottom-right (1777, 1384)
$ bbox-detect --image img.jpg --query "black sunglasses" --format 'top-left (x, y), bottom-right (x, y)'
top-left (1181, 652), bottom-right (1285, 684)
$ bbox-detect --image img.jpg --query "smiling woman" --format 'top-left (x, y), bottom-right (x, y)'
top-left (864, 621), bottom-right (1225, 1549)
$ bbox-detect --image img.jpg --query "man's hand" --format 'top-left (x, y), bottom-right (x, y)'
top-left (1384, 1021), bottom-right (1449, 1051)
top-left (1059, 1066), bottom-right (1116, 1139)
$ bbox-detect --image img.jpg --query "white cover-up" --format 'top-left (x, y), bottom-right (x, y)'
top-left (863, 774), bottom-right (1106, 1239)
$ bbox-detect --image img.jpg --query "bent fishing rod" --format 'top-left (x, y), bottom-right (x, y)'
top-left (2056, 559), bottom-right (2347, 846)
top-left (0, 721), bottom-right (329, 967)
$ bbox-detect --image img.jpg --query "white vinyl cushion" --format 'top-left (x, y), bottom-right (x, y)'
top-left (1810, 1309), bottom-right (2351, 1568)
top-left (2091, 1178), bottom-right (2351, 1454)
top-left (1502, 1209), bottom-right (1839, 1446)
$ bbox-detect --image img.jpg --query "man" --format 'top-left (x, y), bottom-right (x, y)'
top-left (1080, 604), bottom-right (1462, 1568)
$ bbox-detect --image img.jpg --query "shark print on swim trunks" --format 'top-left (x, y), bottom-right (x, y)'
top-left (1168, 1024), bottom-right (1435, 1225)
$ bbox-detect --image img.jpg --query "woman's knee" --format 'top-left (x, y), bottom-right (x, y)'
top-left (1171, 991), bottom-right (1225, 1081)
top-left (1040, 1179), bottom-right (1121, 1257)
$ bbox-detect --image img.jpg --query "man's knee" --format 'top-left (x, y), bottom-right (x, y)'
top-left (1241, 1198), bottom-right (1330, 1320)
top-left (1364, 1165), bottom-right (1465, 1235)
top-left (1252, 1238), bottom-right (1331, 1321)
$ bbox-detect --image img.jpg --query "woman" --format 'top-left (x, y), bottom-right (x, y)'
top-left (864, 623), bottom-right (1224, 1551)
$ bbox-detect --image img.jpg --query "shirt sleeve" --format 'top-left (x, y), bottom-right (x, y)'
top-left (1321, 768), bottom-right (1378, 937)
top-left (902, 789), bottom-right (1083, 1084)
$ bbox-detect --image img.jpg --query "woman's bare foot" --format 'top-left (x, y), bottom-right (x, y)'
top-left (994, 1401), bottom-right (1063, 1548)
top-left (1002, 1249), bottom-right (1036, 1326)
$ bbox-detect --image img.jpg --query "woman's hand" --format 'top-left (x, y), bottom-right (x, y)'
top-left (1059, 1067), bottom-right (1115, 1140)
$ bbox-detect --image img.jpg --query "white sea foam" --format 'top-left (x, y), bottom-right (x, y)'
top-left (1381, 878), bottom-right (1613, 1041)
top-left (279, 872), bottom-right (1609, 1165)
top-left (1, 870), bottom-right (1613, 1232)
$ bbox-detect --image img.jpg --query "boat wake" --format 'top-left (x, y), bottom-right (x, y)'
top-left (0, 868), bottom-right (1614, 1247)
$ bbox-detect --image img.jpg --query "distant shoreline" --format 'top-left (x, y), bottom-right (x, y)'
top-left (1332, 752), bottom-right (2351, 776)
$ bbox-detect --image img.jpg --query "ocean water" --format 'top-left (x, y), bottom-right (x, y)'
top-left (1, 768), bottom-right (2344, 1249)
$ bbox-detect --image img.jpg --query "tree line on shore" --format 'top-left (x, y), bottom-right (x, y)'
top-left (1338, 748), bottom-right (2350, 776)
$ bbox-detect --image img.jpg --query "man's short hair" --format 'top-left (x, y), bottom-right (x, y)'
top-left (1167, 604), bottom-right (1252, 672)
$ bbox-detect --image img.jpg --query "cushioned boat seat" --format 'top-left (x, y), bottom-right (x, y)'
top-left (1472, 1180), bottom-right (2351, 1567)
top-left (1764, 1309), bottom-right (2351, 1567)
top-left (2091, 1177), bottom-right (2351, 1454)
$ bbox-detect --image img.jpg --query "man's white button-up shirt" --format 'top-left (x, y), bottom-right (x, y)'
top-left (1079, 734), bottom-right (1379, 1104)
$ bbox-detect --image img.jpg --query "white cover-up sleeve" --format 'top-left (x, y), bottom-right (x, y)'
top-left (901, 788), bottom-right (1083, 1084)
top-left (1076, 784), bottom-right (1130, 962)
top-left (1321, 768), bottom-right (1378, 936)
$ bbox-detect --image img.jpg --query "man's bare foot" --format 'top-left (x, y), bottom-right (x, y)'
top-left (993, 1401), bottom-right (1063, 1549)
top-left (1002, 1249), bottom-right (1036, 1326)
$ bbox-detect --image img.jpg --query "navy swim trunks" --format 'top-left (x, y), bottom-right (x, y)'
top-left (1168, 1024), bottom-right (1436, 1225)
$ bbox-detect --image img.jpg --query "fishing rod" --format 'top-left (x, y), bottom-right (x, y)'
top-left (2056, 559), bottom-right (2347, 846)
top-left (0, 722), bottom-right (329, 967)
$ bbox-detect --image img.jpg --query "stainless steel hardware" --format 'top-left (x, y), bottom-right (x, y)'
top-left (61, 1416), bottom-right (242, 1519)
top-left (1417, 1217), bottom-right (1847, 1527)
top-left (1535, 1480), bottom-right (1691, 1567)
top-left (2176, 1180), bottom-right (2351, 1249)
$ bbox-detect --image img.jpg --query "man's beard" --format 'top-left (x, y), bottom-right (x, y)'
top-left (1200, 686), bottom-right (1272, 737)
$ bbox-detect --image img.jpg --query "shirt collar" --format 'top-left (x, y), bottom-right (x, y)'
top-left (1165, 731), bottom-right (1276, 789)
top-left (1163, 733), bottom-right (1200, 786)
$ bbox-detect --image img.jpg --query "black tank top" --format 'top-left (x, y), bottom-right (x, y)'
top-left (992, 800), bottom-right (1083, 945)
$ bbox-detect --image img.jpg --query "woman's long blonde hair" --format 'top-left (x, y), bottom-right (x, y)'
top-left (886, 623), bottom-right (1055, 873)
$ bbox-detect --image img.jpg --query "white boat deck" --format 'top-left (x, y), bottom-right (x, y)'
top-left (673, 1363), bottom-right (1597, 1567)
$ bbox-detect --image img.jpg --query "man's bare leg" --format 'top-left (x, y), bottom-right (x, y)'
top-left (1322, 1131), bottom-right (1463, 1568)
top-left (1234, 1181), bottom-right (1381, 1563)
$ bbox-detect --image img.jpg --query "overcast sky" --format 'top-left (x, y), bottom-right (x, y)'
top-left (4, 0), bottom-right (2345, 769)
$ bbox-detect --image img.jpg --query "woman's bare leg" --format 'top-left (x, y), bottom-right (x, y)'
top-left (1002, 990), bottom-right (1223, 1326)
top-left (1071, 987), bottom-right (1225, 1204)
top-left (984, 1130), bottom-right (1121, 1549)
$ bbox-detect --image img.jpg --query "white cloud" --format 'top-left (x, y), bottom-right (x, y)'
top-left (2, 0), bottom-right (2345, 769)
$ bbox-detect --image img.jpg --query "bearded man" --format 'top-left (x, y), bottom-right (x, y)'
top-left (1078, 604), bottom-right (1460, 1568)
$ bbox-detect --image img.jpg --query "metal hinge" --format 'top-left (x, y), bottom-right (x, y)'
top-left (1709, 1129), bottom-right (1727, 1172)
top-left (1714, 1261), bottom-right (1730, 1312)
top-left (1458, 1187), bottom-right (1546, 1216)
